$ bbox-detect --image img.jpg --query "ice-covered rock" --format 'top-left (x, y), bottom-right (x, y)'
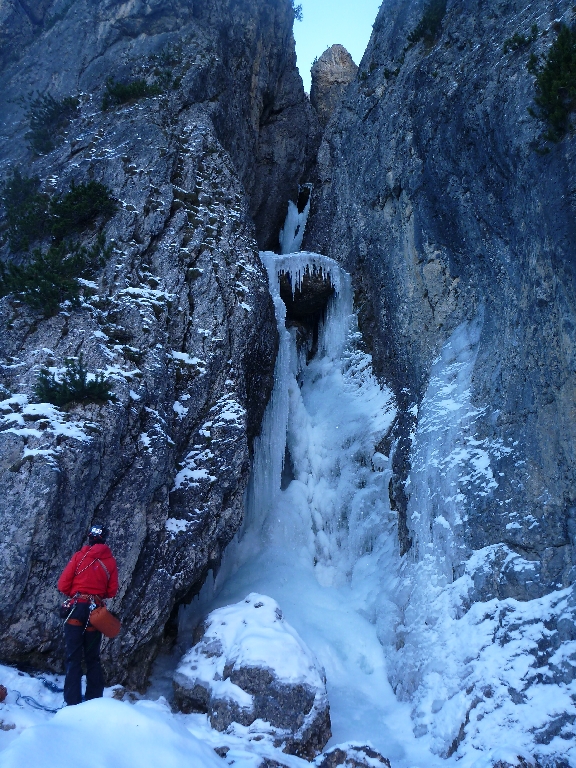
top-left (315, 745), bottom-right (392, 768)
top-left (173, 593), bottom-right (331, 758)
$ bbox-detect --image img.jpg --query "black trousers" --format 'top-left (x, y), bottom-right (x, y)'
top-left (63, 602), bottom-right (104, 706)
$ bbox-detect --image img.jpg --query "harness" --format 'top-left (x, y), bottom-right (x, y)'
top-left (63, 549), bottom-right (111, 632)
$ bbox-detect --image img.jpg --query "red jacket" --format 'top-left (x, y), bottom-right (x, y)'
top-left (58, 544), bottom-right (119, 600)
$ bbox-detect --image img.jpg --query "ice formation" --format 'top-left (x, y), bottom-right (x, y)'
top-left (182, 243), bottom-right (432, 765)
top-left (184, 204), bottom-right (576, 767)
top-left (279, 198), bottom-right (310, 255)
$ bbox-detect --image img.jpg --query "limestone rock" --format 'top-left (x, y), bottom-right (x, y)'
top-left (304, 0), bottom-right (576, 761)
top-left (311, 45), bottom-right (358, 128)
top-left (173, 594), bottom-right (331, 759)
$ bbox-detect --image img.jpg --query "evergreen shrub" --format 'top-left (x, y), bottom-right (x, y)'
top-left (49, 181), bottom-right (117, 241)
top-left (1, 174), bottom-right (116, 249)
top-left (0, 235), bottom-right (111, 315)
top-left (26, 93), bottom-right (79, 155)
top-left (1, 170), bottom-right (49, 251)
top-left (35, 355), bottom-right (116, 406)
top-left (102, 77), bottom-right (162, 110)
top-left (529, 24), bottom-right (576, 142)
top-left (408, 0), bottom-right (447, 47)
top-left (503, 25), bottom-right (538, 54)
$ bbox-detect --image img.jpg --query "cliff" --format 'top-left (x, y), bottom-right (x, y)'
top-left (0, 0), bottom-right (315, 687)
top-left (307, 0), bottom-right (576, 601)
top-left (305, 0), bottom-right (576, 757)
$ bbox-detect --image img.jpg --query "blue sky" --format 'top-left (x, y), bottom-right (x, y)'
top-left (293, 0), bottom-right (383, 91)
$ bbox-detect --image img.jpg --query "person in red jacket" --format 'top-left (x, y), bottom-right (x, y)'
top-left (58, 524), bottom-right (119, 706)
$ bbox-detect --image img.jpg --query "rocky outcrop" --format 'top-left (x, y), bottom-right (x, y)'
top-left (173, 594), bottom-right (331, 759)
top-left (257, 744), bottom-right (392, 768)
top-left (0, 0), bottom-right (315, 687)
top-left (310, 45), bottom-right (358, 128)
top-left (0, 0), bottom-right (318, 252)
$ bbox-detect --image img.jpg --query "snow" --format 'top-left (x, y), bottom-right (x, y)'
top-left (210, 396), bottom-right (245, 426)
top-left (173, 400), bottom-right (188, 418)
top-left (0, 697), bottom-right (222, 768)
top-left (0, 395), bottom-right (93, 452)
top-left (165, 518), bottom-right (189, 534)
top-left (172, 464), bottom-right (216, 490)
top-left (170, 351), bottom-right (205, 366)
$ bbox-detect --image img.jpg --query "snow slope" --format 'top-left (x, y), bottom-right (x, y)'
top-left (0, 696), bottom-right (222, 768)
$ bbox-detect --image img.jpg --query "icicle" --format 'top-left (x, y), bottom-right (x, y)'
top-left (263, 250), bottom-right (343, 296)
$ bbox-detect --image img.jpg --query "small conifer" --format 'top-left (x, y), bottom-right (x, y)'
top-left (35, 355), bottom-right (116, 407)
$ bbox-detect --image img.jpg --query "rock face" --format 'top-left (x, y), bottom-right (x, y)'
top-left (0, 0), bottom-right (315, 687)
top-left (307, 0), bottom-right (576, 600)
top-left (0, 0), bottom-right (318, 251)
top-left (173, 594), bottom-right (331, 759)
top-left (305, 0), bottom-right (576, 759)
top-left (310, 45), bottom-right (358, 128)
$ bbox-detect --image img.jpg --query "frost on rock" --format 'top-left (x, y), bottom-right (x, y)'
top-left (173, 593), bottom-right (331, 759)
top-left (0, 394), bottom-right (95, 462)
top-left (389, 315), bottom-right (576, 764)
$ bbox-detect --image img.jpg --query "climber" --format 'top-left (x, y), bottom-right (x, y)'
top-left (57, 525), bottom-right (119, 706)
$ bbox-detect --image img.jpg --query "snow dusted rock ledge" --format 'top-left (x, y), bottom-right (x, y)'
top-left (173, 594), bottom-right (331, 759)
top-left (314, 745), bottom-right (392, 768)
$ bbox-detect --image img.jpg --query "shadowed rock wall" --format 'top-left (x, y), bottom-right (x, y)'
top-left (306, 0), bottom-right (576, 599)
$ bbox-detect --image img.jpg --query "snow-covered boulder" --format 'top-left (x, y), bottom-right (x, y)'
top-left (315, 745), bottom-right (392, 768)
top-left (173, 593), bottom-right (331, 758)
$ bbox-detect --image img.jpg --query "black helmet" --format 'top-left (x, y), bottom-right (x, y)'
top-left (88, 524), bottom-right (108, 544)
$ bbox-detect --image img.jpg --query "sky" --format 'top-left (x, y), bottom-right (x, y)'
top-left (293, 0), bottom-right (383, 92)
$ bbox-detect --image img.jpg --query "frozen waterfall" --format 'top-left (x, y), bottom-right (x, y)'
top-left (178, 242), bottom-right (438, 766)
top-left (278, 198), bottom-right (310, 255)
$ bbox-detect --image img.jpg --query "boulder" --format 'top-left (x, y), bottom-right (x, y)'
top-left (493, 760), bottom-right (538, 768)
top-left (173, 593), bottom-right (331, 759)
top-left (315, 745), bottom-right (391, 768)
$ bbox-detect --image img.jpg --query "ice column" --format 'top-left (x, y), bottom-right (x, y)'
top-left (279, 198), bottom-right (311, 255)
